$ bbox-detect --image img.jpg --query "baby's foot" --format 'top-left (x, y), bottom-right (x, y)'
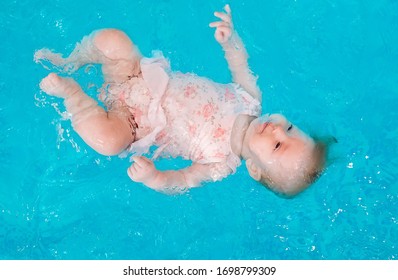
top-left (39, 73), bottom-right (81, 99)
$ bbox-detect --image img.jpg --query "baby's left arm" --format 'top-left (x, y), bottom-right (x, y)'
top-left (210, 5), bottom-right (262, 102)
top-left (127, 156), bottom-right (225, 192)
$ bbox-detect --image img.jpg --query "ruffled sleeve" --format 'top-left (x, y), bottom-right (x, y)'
top-left (233, 84), bottom-right (261, 117)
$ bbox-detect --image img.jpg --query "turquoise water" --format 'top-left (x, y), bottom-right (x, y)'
top-left (1, 0), bottom-right (397, 259)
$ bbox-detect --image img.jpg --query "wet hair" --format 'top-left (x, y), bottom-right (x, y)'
top-left (259, 137), bottom-right (335, 197)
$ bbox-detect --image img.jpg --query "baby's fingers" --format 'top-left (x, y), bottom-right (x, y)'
top-left (127, 164), bottom-right (138, 181)
top-left (215, 26), bottom-right (232, 39)
top-left (224, 4), bottom-right (231, 15)
top-left (214, 11), bottom-right (231, 24)
top-left (132, 156), bottom-right (151, 168)
top-left (209, 21), bottom-right (230, 28)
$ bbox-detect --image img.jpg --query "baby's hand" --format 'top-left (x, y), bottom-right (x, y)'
top-left (209, 4), bottom-right (234, 44)
top-left (127, 156), bottom-right (161, 189)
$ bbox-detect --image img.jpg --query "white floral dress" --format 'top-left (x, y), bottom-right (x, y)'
top-left (105, 52), bottom-right (261, 182)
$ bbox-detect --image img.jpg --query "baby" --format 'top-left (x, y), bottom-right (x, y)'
top-left (35, 5), bottom-right (326, 196)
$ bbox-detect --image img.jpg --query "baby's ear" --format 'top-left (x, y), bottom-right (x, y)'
top-left (245, 159), bottom-right (262, 181)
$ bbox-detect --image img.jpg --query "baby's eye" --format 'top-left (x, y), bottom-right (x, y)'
top-left (274, 142), bottom-right (281, 151)
top-left (287, 124), bottom-right (293, 131)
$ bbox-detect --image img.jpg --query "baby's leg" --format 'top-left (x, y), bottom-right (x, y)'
top-left (40, 73), bottom-right (135, 156)
top-left (34, 29), bottom-right (142, 83)
top-left (94, 29), bottom-right (143, 83)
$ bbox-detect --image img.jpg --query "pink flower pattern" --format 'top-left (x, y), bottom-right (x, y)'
top-left (214, 127), bottom-right (226, 138)
top-left (202, 103), bottom-right (216, 119)
top-left (184, 84), bottom-right (198, 98)
top-left (154, 72), bottom-right (260, 169)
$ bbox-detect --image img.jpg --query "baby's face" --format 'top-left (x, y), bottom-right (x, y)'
top-left (245, 114), bottom-right (315, 186)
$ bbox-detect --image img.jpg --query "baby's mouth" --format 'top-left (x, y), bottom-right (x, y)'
top-left (256, 114), bottom-right (274, 134)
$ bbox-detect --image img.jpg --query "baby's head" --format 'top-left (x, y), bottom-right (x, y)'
top-left (242, 114), bottom-right (326, 197)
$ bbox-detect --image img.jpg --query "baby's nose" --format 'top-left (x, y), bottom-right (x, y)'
top-left (273, 125), bottom-right (287, 138)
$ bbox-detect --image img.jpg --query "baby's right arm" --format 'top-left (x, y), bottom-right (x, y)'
top-left (127, 156), bottom-right (228, 192)
top-left (210, 5), bottom-right (262, 102)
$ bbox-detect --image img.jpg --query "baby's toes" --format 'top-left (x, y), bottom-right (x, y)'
top-left (39, 73), bottom-right (76, 98)
top-left (39, 73), bottom-right (61, 95)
